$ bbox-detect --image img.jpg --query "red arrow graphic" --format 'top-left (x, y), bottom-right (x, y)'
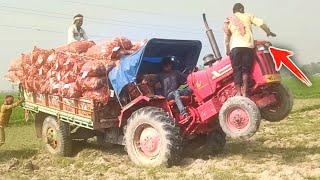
top-left (269, 46), bottom-right (312, 87)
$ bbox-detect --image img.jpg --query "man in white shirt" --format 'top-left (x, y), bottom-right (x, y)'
top-left (68, 14), bottom-right (88, 44)
top-left (224, 3), bottom-right (276, 96)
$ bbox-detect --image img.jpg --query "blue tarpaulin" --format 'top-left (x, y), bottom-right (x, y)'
top-left (108, 38), bottom-right (202, 96)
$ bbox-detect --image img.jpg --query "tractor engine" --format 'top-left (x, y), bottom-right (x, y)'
top-left (174, 14), bottom-right (282, 137)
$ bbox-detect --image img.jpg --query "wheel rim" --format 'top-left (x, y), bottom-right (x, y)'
top-left (133, 124), bottom-right (161, 158)
top-left (226, 107), bottom-right (250, 133)
top-left (46, 127), bottom-right (58, 149)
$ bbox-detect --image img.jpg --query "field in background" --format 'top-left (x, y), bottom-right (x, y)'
top-left (0, 78), bottom-right (319, 179)
top-left (283, 77), bottom-right (320, 99)
top-left (0, 93), bottom-right (40, 164)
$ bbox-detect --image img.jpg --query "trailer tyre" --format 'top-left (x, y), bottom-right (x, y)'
top-left (219, 96), bottom-right (261, 139)
top-left (261, 84), bottom-right (293, 122)
top-left (42, 116), bottom-right (72, 156)
top-left (125, 107), bottom-right (183, 167)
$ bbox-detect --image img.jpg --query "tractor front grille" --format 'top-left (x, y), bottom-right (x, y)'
top-left (256, 52), bottom-right (278, 75)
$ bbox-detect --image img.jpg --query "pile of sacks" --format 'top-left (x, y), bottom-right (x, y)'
top-left (6, 37), bottom-right (146, 103)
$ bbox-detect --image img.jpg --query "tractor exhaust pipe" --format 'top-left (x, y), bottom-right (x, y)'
top-left (203, 13), bottom-right (222, 61)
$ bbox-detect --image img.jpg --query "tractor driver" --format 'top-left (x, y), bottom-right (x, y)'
top-left (154, 56), bottom-right (191, 117)
top-left (224, 3), bottom-right (276, 96)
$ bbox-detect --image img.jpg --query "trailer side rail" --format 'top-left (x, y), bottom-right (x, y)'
top-left (24, 101), bottom-right (94, 130)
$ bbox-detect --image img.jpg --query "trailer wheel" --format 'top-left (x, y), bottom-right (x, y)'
top-left (125, 107), bottom-right (183, 167)
top-left (261, 84), bottom-right (293, 122)
top-left (219, 96), bottom-right (261, 139)
top-left (42, 116), bottom-right (72, 156)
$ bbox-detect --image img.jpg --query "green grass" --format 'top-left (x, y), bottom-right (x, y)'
top-left (0, 93), bottom-right (42, 163)
top-left (0, 93), bottom-right (28, 126)
top-left (283, 77), bottom-right (320, 99)
top-left (0, 125), bottom-right (42, 163)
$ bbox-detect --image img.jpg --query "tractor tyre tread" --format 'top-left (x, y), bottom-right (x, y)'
top-left (42, 116), bottom-right (72, 157)
top-left (125, 106), bottom-right (183, 167)
top-left (261, 84), bottom-right (293, 122)
top-left (59, 121), bottom-right (72, 156)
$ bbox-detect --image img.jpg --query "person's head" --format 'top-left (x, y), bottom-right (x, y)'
top-left (4, 95), bottom-right (14, 105)
top-left (233, 3), bottom-right (245, 13)
top-left (73, 14), bottom-right (84, 28)
top-left (162, 56), bottom-right (174, 73)
top-left (203, 54), bottom-right (216, 67)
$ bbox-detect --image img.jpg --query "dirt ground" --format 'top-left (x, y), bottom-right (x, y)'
top-left (0, 98), bottom-right (320, 180)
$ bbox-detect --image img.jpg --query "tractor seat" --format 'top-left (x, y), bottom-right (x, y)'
top-left (167, 96), bottom-right (191, 106)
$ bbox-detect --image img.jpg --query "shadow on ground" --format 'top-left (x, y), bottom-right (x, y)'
top-left (223, 140), bottom-right (320, 163)
top-left (0, 149), bottom-right (38, 163)
top-left (63, 136), bottom-right (320, 167)
top-left (178, 138), bottom-right (320, 166)
top-left (71, 140), bottom-right (127, 157)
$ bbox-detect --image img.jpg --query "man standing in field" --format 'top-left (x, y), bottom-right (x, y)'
top-left (68, 14), bottom-right (88, 44)
top-left (0, 95), bottom-right (24, 147)
top-left (224, 3), bottom-right (276, 96)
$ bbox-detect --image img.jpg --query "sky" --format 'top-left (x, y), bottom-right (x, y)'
top-left (0, 0), bottom-right (319, 90)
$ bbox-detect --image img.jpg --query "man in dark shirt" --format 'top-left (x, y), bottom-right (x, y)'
top-left (156, 57), bottom-right (191, 117)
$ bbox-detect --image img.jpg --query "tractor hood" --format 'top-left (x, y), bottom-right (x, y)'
top-left (109, 38), bottom-right (202, 96)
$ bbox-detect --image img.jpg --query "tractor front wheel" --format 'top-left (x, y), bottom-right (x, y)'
top-left (261, 84), bottom-right (293, 122)
top-left (219, 96), bottom-right (261, 139)
top-left (42, 116), bottom-right (72, 156)
top-left (125, 107), bottom-right (183, 167)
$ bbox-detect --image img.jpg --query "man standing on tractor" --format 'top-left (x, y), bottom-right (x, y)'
top-left (224, 3), bottom-right (276, 96)
top-left (0, 95), bottom-right (24, 147)
top-left (68, 14), bottom-right (88, 44)
top-left (155, 56), bottom-right (191, 117)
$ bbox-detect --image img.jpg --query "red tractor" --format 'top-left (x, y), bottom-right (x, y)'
top-left (25, 14), bottom-right (293, 167)
top-left (106, 14), bottom-right (293, 167)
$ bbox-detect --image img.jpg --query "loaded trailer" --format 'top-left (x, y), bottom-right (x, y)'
top-left (22, 88), bottom-right (123, 156)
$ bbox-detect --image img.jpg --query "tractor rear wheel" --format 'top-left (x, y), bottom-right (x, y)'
top-left (219, 96), bottom-right (261, 139)
top-left (261, 84), bottom-right (293, 122)
top-left (125, 107), bottom-right (183, 167)
top-left (42, 116), bottom-right (72, 156)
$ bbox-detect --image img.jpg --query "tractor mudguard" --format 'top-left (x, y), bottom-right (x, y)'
top-left (118, 96), bottom-right (172, 127)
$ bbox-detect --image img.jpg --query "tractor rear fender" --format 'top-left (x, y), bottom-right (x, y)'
top-left (118, 96), bottom-right (172, 127)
